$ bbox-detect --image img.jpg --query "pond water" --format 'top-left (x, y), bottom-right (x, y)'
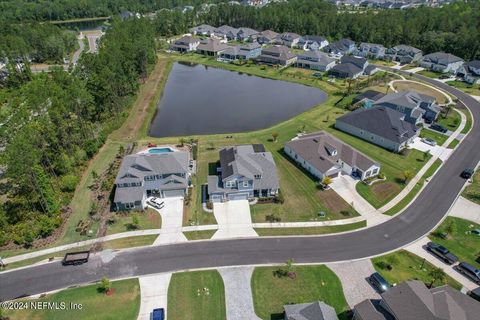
top-left (148, 62), bottom-right (328, 137)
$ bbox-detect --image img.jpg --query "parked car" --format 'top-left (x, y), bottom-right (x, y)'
top-left (148, 197), bottom-right (165, 209)
top-left (456, 262), bottom-right (480, 284)
top-left (369, 272), bottom-right (391, 293)
top-left (470, 229), bottom-right (480, 236)
top-left (461, 168), bottom-right (475, 179)
top-left (468, 287), bottom-right (480, 302)
top-left (152, 308), bottom-right (165, 320)
top-left (421, 137), bottom-right (437, 146)
top-left (426, 242), bottom-right (458, 265)
top-left (430, 124), bottom-right (448, 133)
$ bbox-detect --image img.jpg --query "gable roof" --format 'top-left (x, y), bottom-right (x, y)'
top-left (237, 27), bottom-right (258, 38)
top-left (284, 301), bottom-right (339, 320)
top-left (422, 52), bottom-right (464, 65)
top-left (336, 106), bottom-right (418, 143)
top-left (325, 38), bottom-right (355, 53)
top-left (374, 90), bottom-right (426, 110)
top-left (467, 60), bottom-right (480, 69)
top-left (174, 35), bottom-right (199, 45)
top-left (280, 32), bottom-right (301, 41)
top-left (301, 35), bottom-right (327, 43)
top-left (190, 24), bottom-right (216, 34)
top-left (257, 30), bottom-right (279, 40)
top-left (359, 42), bottom-right (386, 51)
top-left (297, 51), bottom-right (335, 65)
top-left (330, 63), bottom-right (363, 77)
top-left (352, 90), bottom-right (386, 104)
top-left (340, 55), bottom-right (367, 69)
top-left (285, 131), bottom-right (378, 173)
top-left (388, 44), bottom-right (422, 55)
top-left (197, 38), bottom-right (230, 52)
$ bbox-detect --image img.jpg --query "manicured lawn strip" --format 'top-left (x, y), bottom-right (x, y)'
top-left (417, 69), bottom-right (443, 79)
top-left (251, 265), bottom-right (349, 320)
top-left (429, 217), bottom-right (480, 268)
top-left (447, 139), bottom-right (460, 149)
top-left (4, 279), bottom-right (140, 320)
top-left (106, 208), bottom-right (161, 235)
top-left (168, 270), bottom-right (226, 320)
top-left (372, 250), bottom-right (462, 290)
top-left (369, 59), bottom-right (396, 67)
top-left (420, 129), bottom-right (448, 146)
top-left (436, 110), bottom-right (461, 131)
top-left (460, 108), bottom-right (473, 134)
top-left (446, 80), bottom-right (480, 96)
top-left (392, 80), bottom-right (449, 104)
top-left (424, 159), bottom-right (443, 179)
top-left (462, 169), bottom-right (480, 205)
top-left (254, 221), bottom-right (366, 236)
top-left (183, 229), bottom-right (217, 240)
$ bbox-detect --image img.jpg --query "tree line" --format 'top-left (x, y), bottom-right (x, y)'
top-left (0, 18), bottom-right (156, 246)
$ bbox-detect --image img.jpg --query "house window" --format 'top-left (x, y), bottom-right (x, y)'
top-left (243, 181), bottom-right (249, 187)
top-left (254, 175), bottom-right (262, 179)
top-left (372, 168), bottom-right (379, 175)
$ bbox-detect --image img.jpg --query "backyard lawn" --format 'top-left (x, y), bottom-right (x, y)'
top-left (168, 270), bottom-right (226, 320)
top-left (254, 221), bottom-right (366, 236)
top-left (3, 279), bottom-right (140, 320)
top-left (429, 217), bottom-right (480, 268)
top-left (446, 80), bottom-right (480, 96)
top-left (106, 208), bottom-right (161, 235)
top-left (251, 265), bottom-right (349, 320)
top-left (372, 250), bottom-right (462, 289)
top-left (392, 80), bottom-right (449, 104)
top-left (462, 169), bottom-right (480, 205)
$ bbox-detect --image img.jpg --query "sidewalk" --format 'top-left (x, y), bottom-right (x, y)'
top-left (253, 216), bottom-right (365, 228)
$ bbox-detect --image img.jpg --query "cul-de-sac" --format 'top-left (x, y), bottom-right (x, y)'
top-left (1, 1), bottom-right (480, 319)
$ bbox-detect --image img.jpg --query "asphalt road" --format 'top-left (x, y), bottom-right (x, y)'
top-left (1, 70), bottom-right (479, 301)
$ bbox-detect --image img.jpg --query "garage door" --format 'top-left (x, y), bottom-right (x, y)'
top-left (162, 189), bottom-right (185, 198)
top-left (327, 171), bottom-right (340, 178)
top-left (227, 193), bottom-right (249, 201)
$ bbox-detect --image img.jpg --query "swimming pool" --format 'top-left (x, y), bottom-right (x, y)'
top-left (148, 147), bottom-right (174, 154)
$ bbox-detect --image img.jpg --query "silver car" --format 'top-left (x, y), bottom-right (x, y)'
top-left (421, 137), bottom-right (437, 146)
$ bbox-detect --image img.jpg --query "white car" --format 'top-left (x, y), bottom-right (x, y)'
top-left (421, 137), bottom-right (437, 146)
top-left (148, 197), bottom-right (164, 209)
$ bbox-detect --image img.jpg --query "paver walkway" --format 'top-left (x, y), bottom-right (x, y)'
top-left (212, 200), bottom-right (258, 239)
top-left (327, 260), bottom-right (380, 308)
top-left (330, 175), bottom-right (389, 226)
top-left (448, 196), bottom-right (480, 224)
top-left (405, 237), bottom-right (477, 291)
top-left (152, 197), bottom-right (187, 245)
top-left (138, 273), bottom-right (172, 320)
top-left (218, 266), bottom-right (260, 320)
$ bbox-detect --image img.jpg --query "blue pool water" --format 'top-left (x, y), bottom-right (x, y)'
top-left (148, 148), bottom-right (173, 154)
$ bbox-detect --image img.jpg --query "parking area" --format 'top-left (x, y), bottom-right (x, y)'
top-left (410, 137), bottom-right (453, 161)
top-left (212, 200), bottom-right (258, 239)
top-left (148, 197), bottom-right (187, 245)
top-left (138, 273), bottom-right (172, 320)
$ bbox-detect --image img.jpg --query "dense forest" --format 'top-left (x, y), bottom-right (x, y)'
top-left (154, 0), bottom-right (480, 60)
top-left (0, 18), bottom-right (156, 246)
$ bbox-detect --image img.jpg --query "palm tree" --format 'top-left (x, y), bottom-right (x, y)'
top-left (428, 267), bottom-right (446, 288)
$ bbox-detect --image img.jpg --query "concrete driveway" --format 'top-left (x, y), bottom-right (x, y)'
top-left (448, 196), bottom-right (480, 224)
top-left (410, 137), bottom-right (453, 161)
top-left (138, 273), bottom-right (172, 320)
top-left (149, 197), bottom-right (187, 245)
top-left (212, 200), bottom-right (258, 239)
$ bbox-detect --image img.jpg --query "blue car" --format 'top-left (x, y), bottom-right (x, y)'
top-left (152, 308), bottom-right (165, 320)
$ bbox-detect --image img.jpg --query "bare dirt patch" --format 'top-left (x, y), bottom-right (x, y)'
top-left (370, 181), bottom-right (401, 201)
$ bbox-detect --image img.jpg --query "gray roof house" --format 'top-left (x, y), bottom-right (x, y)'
top-left (279, 32), bottom-right (302, 47)
top-left (113, 152), bottom-right (190, 211)
top-left (384, 44), bottom-right (423, 64)
top-left (189, 24), bottom-right (216, 36)
top-left (329, 56), bottom-right (368, 79)
top-left (170, 36), bottom-right (200, 53)
top-left (298, 35), bottom-right (329, 51)
top-left (219, 42), bottom-right (262, 61)
top-left (295, 51), bottom-right (336, 71)
top-left (253, 30), bottom-right (280, 44)
top-left (237, 27), bottom-right (259, 41)
top-left (284, 131), bottom-right (380, 181)
top-left (208, 144), bottom-right (280, 202)
top-left (420, 52), bottom-right (464, 74)
top-left (214, 25), bottom-right (239, 40)
top-left (355, 42), bottom-right (386, 59)
top-left (335, 106), bottom-right (419, 152)
top-left (196, 38), bottom-right (230, 57)
top-left (373, 90), bottom-right (440, 124)
top-left (353, 280), bottom-right (480, 320)
top-left (255, 45), bottom-right (297, 66)
top-left (323, 39), bottom-right (356, 57)
top-left (284, 301), bottom-right (339, 320)
top-left (457, 60), bottom-right (480, 84)
top-left (352, 90), bottom-right (386, 106)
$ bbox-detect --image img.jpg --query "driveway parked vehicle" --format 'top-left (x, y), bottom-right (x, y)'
top-left (152, 308), bottom-right (165, 320)
top-left (461, 168), bottom-right (475, 179)
top-left (421, 137), bottom-right (437, 146)
top-left (148, 197), bottom-right (165, 209)
top-left (426, 242), bottom-right (458, 265)
top-left (456, 262), bottom-right (480, 284)
top-left (430, 124), bottom-right (448, 133)
top-left (369, 272), bottom-right (391, 293)
top-left (468, 287), bottom-right (480, 302)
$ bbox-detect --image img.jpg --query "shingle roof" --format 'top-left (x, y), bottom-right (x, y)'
top-left (467, 60), bottom-right (480, 69)
top-left (353, 300), bottom-right (391, 320)
top-left (421, 52), bottom-right (464, 65)
top-left (197, 39), bottom-right (230, 52)
top-left (388, 44), bottom-right (422, 55)
top-left (257, 30), bottom-right (279, 40)
top-left (113, 185), bottom-right (144, 203)
top-left (301, 35), bottom-right (327, 43)
top-left (280, 32), bottom-right (301, 41)
top-left (336, 106), bottom-right (418, 143)
top-left (330, 63), bottom-right (363, 77)
top-left (174, 35), bottom-right (199, 45)
top-left (340, 55), bottom-right (367, 69)
top-left (297, 51), bottom-right (335, 66)
top-left (325, 38), bottom-right (355, 53)
top-left (352, 90), bottom-right (385, 104)
top-left (237, 27), bottom-right (258, 38)
top-left (285, 131), bottom-right (378, 173)
top-left (284, 301), bottom-right (339, 320)
top-left (374, 91), bottom-right (426, 111)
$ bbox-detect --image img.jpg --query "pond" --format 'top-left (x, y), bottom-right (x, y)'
top-left (148, 62), bottom-right (328, 137)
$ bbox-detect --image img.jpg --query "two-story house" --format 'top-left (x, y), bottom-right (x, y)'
top-left (355, 42), bottom-right (386, 59)
top-left (219, 42), bottom-right (262, 61)
top-left (189, 24), bottom-right (216, 36)
top-left (329, 56), bottom-right (368, 79)
top-left (214, 25), bottom-right (239, 40)
top-left (170, 36), bottom-right (200, 53)
top-left (207, 144), bottom-right (280, 202)
top-left (255, 45), bottom-right (297, 66)
top-left (457, 60), bottom-right (480, 84)
top-left (323, 39), bottom-right (357, 57)
top-left (252, 30), bottom-right (279, 44)
top-left (196, 38), bottom-right (230, 57)
top-left (384, 44), bottom-right (423, 64)
top-left (295, 51), bottom-right (336, 71)
top-left (278, 32), bottom-right (301, 47)
top-left (113, 152), bottom-right (190, 211)
top-left (297, 35), bottom-right (329, 51)
top-left (420, 52), bottom-right (465, 74)
top-left (237, 27), bottom-right (259, 41)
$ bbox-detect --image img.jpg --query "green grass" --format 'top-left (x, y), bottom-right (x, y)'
top-left (251, 265), bottom-right (349, 320)
top-left (3, 278), bottom-right (140, 320)
top-left (254, 221), bottom-right (366, 236)
top-left (446, 80), bottom-right (480, 96)
top-left (183, 230), bottom-right (217, 240)
top-left (372, 250), bottom-right (462, 290)
top-left (417, 69), bottom-right (444, 79)
top-left (420, 129), bottom-right (449, 146)
top-left (436, 110), bottom-right (461, 132)
top-left (368, 59), bottom-right (396, 67)
top-left (429, 217), bottom-right (480, 268)
top-left (462, 169), bottom-right (480, 205)
top-left (106, 208), bottom-right (161, 235)
top-left (448, 139), bottom-right (460, 149)
top-left (460, 108), bottom-right (473, 134)
top-left (168, 270), bottom-right (226, 320)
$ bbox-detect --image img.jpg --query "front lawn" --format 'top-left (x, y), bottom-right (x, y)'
top-left (417, 69), bottom-right (444, 79)
top-left (251, 265), bottom-right (349, 320)
top-left (420, 129), bottom-right (449, 146)
top-left (254, 221), bottom-right (366, 236)
top-left (429, 217), bottom-right (480, 268)
top-left (372, 250), bottom-right (462, 289)
top-left (106, 208), bottom-right (161, 235)
top-left (168, 270), bottom-right (226, 320)
top-left (183, 229), bottom-right (217, 240)
top-left (446, 80), bottom-right (480, 96)
top-left (462, 169), bottom-right (480, 205)
top-left (3, 279), bottom-right (140, 320)
top-left (436, 110), bottom-right (461, 132)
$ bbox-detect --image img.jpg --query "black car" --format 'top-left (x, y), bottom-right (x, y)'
top-left (426, 242), bottom-right (458, 265)
top-left (468, 287), bottom-right (480, 302)
top-left (461, 168), bottom-right (475, 179)
top-left (369, 272), bottom-right (391, 293)
top-left (430, 124), bottom-right (448, 133)
top-left (456, 262), bottom-right (480, 284)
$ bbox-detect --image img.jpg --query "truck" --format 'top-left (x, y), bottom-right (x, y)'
top-left (62, 251), bottom-right (90, 266)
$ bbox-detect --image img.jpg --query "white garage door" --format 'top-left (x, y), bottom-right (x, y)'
top-left (162, 189), bottom-right (185, 198)
top-left (227, 193), bottom-right (249, 201)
